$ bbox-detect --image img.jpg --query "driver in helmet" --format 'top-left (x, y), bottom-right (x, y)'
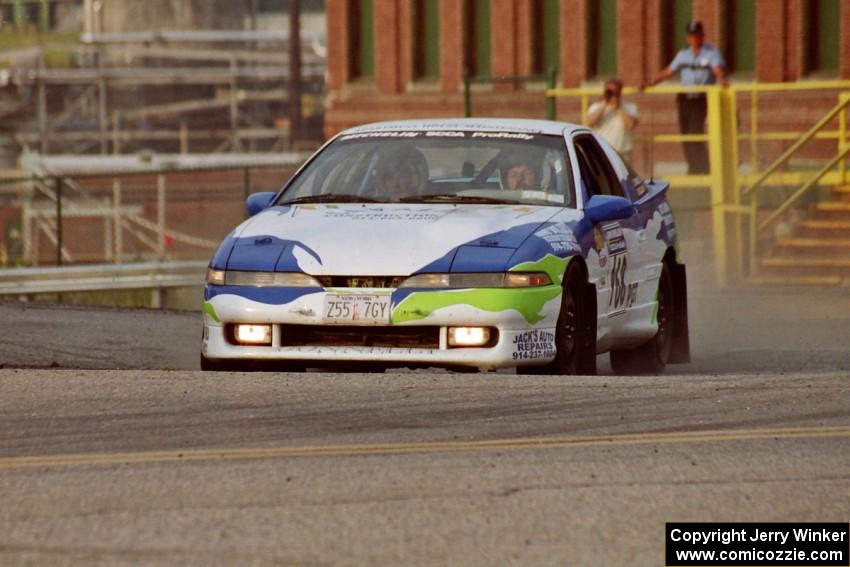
top-left (500, 151), bottom-right (541, 191)
top-left (371, 147), bottom-right (428, 199)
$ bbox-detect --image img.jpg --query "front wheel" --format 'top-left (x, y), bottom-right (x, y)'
top-left (609, 262), bottom-right (674, 375)
top-left (527, 264), bottom-right (596, 375)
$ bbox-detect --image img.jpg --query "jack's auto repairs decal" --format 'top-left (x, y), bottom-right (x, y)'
top-left (511, 329), bottom-right (557, 361)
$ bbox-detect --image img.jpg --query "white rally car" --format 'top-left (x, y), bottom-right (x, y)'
top-left (201, 119), bottom-right (689, 374)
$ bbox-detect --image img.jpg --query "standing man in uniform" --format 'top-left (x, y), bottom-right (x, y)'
top-left (646, 21), bottom-right (727, 174)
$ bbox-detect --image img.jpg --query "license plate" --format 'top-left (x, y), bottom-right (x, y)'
top-left (323, 294), bottom-right (391, 325)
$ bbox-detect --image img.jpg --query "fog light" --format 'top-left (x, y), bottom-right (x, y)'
top-left (234, 324), bottom-right (272, 345)
top-left (448, 326), bottom-right (491, 347)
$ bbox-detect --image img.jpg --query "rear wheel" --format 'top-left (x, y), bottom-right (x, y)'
top-left (609, 262), bottom-right (674, 375)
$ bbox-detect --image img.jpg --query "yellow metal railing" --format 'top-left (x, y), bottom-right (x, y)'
top-left (546, 81), bottom-right (850, 286)
top-left (745, 94), bottom-right (850, 279)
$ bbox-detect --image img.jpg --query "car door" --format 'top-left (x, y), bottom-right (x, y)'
top-left (572, 133), bottom-right (643, 342)
top-left (595, 136), bottom-right (669, 340)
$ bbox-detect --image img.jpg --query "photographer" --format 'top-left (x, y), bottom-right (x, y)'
top-left (585, 78), bottom-right (639, 163)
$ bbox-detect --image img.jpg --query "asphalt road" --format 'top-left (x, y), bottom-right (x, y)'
top-left (0, 283), bottom-right (849, 566)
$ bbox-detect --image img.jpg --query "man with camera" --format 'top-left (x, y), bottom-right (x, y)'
top-left (585, 78), bottom-right (639, 163)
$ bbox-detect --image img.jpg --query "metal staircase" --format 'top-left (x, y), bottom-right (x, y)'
top-left (755, 184), bottom-right (850, 285)
top-left (743, 94), bottom-right (850, 286)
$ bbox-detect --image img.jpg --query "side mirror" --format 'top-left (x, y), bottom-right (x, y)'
top-left (585, 194), bottom-right (635, 223)
top-left (245, 192), bottom-right (276, 216)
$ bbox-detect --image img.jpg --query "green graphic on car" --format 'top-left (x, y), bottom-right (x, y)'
top-left (391, 256), bottom-right (571, 325)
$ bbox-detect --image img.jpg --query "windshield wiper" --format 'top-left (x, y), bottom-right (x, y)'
top-left (400, 193), bottom-right (520, 204)
top-left (277, 194), bottom-right (382, 205)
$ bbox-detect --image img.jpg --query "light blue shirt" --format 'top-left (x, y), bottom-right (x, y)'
top-left (670, 43), bottom-right (725, 86)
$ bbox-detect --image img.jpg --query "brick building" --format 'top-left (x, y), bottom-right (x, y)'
top-left (325, 0), bottom-right (850, 137)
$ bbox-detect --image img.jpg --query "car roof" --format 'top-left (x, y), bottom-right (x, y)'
top-left (339, 118), bottom-right (589, 137)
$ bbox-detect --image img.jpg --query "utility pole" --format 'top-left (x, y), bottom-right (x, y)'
top-left (83, 0), bottom-right (94, 36)
top-left (287, 0), bottom-right (302, 149)
top-left (249, 0), bottom-right (258, 32)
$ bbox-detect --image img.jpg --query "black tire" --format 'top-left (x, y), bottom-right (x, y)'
top-left (527, 265), bottom-right (596, 375)
top-left (609, 262), bottom-right (674, 375)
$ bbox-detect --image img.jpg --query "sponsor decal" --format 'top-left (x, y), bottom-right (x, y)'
top-left (593, 226), bottom-right (608, 267)
top-left (534, 224), bottom-right (581, 255)
top-left (602, 222), bottom-right (627, 255)
top-left (657, 201), bottom-right (677, 240)
top-left (340, 131), bottom-right (420, 140)
top-left (341, 130), bottom-right (540, 141)
top-left (426, 131), bottom-right (464, 137)
top-left (470, 132), bottom-right (535, 141)
top-left (347, 122), bottom-right (541, 133)
top-left (321, 208), bottom-right (446, 222)
top-left (511, 328), bottom-right (557, 361)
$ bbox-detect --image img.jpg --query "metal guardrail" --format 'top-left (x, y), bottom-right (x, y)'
top-left (0, 260), bottom-right (207, 296)
top-left (7, 151), bottom-right (312, 183)
top-left (80, 30), bottom-right (325, 45)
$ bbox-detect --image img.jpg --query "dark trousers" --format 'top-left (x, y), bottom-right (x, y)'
top-left (676, 94), bottom-right (709, 174)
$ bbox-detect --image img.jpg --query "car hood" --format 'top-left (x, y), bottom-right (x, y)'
top-left (226, 203), bottom-right (570, 275)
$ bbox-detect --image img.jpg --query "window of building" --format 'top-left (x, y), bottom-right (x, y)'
top-left (413, 0), bottom-right (440, 80)
top-left (662, 0), bottom-right (692, 65)
top-left (2, 0), bottom-right (52, 30)
top-left (726, 0), bottom-right (755, 74)
top-left (258, 0), bottom-right (327, 11)
top-left (805, 0), bottom-right (839, 75)
top-left (349, 0), bottom-right (374, 80)
top-left (530, 0), bottom-right (560, 76)
top-left (588, 0), bottom-right (617, 78)
top-left (465, 0), bottom-right (491, 78)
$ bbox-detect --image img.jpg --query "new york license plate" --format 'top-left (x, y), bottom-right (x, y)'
top-left (322, 294), bottom-right (391, 325)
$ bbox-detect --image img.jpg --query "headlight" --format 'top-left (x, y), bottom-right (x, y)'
top-left (447, 326), bottom-right (492, 347)
top-left (234, 324), bottom-right (272, 345)
top-left (206, 268), bottom-right (225, 285)
top-left (503, 272), bottom-right (552, 287)
top-left (398, 272), bottom-right (552, 288)
top-left (206, 269), bottom-right (322, 287)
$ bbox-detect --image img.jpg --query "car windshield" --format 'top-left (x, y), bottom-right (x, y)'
top-left (276, 131), bottom-right (576, 207)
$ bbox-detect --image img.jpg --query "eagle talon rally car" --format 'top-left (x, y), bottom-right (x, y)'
top-left (202, 118), bottom-right (689, 374)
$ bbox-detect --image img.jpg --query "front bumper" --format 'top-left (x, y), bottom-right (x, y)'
top-left (202, 324), bottom-right (556, 370)
top-left (201, 285), bottom-right (562, 369)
